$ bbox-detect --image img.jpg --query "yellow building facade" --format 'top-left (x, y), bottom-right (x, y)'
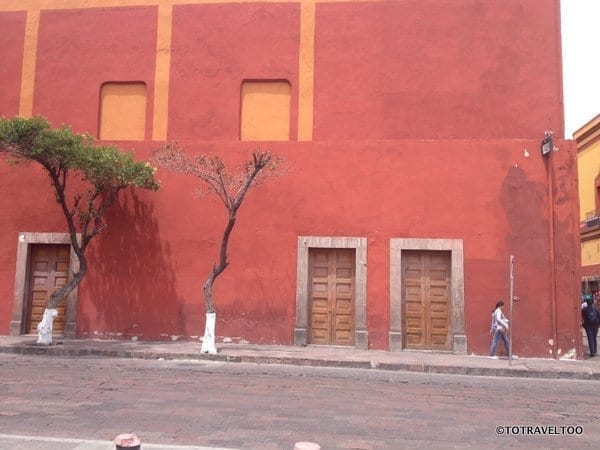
top-left (575, 114), bottom-right (600, 294)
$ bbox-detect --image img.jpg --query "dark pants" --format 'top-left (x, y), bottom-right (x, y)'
top-left (584, 323), bottom-right (599, 356)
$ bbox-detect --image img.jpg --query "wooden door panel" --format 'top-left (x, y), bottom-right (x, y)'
top-left (56, 262), bottom-right (70, 273)
top-left (312, 282), bottom-right (328, 295)
top-left (402, 250), bottom-right (451, 350)
top-left (333, 292), bottom-right (353, 345)
top-left (335, 313), bottom-right (352, 327)
top-left (33, 261), bottom-right (49, 272)
top-left (310, 313), bottom-right (329, 344)
top-left (335, 294), bottom-right (352, 308)
top-left (30, 290), bottom-right (47, 325)
top-left (429, 253), bottom-right (450, 350)
top-left (333, 249), bottom-right (355, 345)
top-left (309, 248), bottom-right (355, 346)
top-left (335, 287), bottom-right (352, 301)
top-left (335, 267), bottom-right (352, 278)
top-left (26, 244), bottom-right (70, 335)
top-left (403, 252), bottom-right (425, 348)
top-left (309, 249), bottom-right (329, 345)
top-left (405, 317), bottom-right (424, 346)
top-left (33, 273), bottom-right (48, 285)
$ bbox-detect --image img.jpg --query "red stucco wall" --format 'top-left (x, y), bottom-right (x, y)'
top-left (314, 0), bottom-right (564, 139)
top-left (0, 0), bottom-right (580, 357)
top-left (0, 137), bottom-right (581, 356)
top-left (0, 11), bottom-right (26, 117)
top-left (33, 7), bottom-right (158, 137)
top-left (168, 3), bottom-right (300, 140)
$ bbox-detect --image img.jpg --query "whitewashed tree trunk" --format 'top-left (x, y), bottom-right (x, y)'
top-left (200, 312), bottom-right (217, 354)
top-left (36, 308), bottom-right (58, 345)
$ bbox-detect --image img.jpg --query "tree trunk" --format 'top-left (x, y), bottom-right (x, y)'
top-left (200, 312), bottom-right (217, 354)
top-left (198, 214), bottom-right (235, 353)
top-left (36, 308), bottom-right (58, 345)
top-left (200, 274), bottom-right (217, 354)
top-left (202, 271), bottom-right (216, 314)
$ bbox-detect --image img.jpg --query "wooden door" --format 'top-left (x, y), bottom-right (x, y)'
top-left (308, 248), bottom-right (355, 346)
top-left (402, 250), bottom-right (451, 350)
top-left (26, 244), bottom-right (70, 335)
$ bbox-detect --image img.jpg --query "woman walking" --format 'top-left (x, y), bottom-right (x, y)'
top-left (489, 301), bottom-right (510, 359)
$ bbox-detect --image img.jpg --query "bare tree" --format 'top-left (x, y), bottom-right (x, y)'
top-left (153, 143), bottom-right (285, 353)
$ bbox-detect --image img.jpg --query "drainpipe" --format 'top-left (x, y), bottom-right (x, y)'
top-left (545, 134), bottom-right (559, 359)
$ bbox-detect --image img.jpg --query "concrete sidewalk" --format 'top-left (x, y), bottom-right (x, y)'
top-left (1, 335), bottom-right (599, 381)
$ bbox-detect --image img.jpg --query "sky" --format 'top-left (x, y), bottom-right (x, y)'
top-left (561, 0), bottom-right (600, 138)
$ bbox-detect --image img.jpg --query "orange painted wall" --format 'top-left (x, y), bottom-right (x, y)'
top-left (0, 0), bottom-right (580, 357)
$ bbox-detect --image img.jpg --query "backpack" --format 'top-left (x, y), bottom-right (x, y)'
top-left (584, 305), bottom-right (600, 325)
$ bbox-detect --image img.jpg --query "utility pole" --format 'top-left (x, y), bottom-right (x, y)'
top-left (509, 255), bottom-right (516, 365)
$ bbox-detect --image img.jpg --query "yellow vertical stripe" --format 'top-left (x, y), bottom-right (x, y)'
top-left (19, 9), bottom-right (40, 118)
top-left (152, 2), bottom-right (173, 141)
top-left (298, 0), bottom-right (315, 141)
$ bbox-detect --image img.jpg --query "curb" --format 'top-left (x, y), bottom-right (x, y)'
top-left (1, 344), bottom-right (599, 381)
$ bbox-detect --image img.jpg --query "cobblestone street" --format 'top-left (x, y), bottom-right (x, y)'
top-left (1, 354), bottom-right (599, 449)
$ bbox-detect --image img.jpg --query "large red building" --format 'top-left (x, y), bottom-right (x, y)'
top-left (0, 0), bottom-right (582, 357)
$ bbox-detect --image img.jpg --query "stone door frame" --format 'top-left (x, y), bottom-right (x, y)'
top-left (10, 232), bottom-right (79, 338)
top-left (295, 236), bottom-right (368, 349)
top-left (389, 238), bottom-right (466, 353)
